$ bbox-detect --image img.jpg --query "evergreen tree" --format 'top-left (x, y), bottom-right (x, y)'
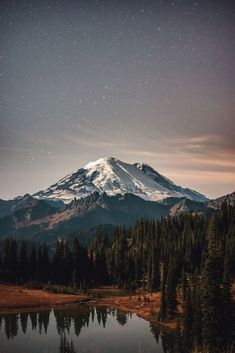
top-left (200, 217), bottom-right (222, 353)
top-left (220, 252), bottom-right (234, 348)
top-left (175, 314), bottom-right (182, 353)
top-left (165, 259), bottom-right (177, 316)
top-left (182, 288), bottom-right (193, 353)
top-left (18, 240), bottom-right (29, 283)
top-left (160, 261), bottom-right (167, 321)
top-left (192, 281), bottom-right (202, 348)
top-left (3, 238), bottom-right (18, 281)
top-left (29, 245), bottom-right (37, 280)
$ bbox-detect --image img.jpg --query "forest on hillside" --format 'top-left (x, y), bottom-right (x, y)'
top-left (0, 202), bottom-right (234, 353)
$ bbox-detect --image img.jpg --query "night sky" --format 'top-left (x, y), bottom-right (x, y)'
top-left (0, 0), bottom-right (234, 199)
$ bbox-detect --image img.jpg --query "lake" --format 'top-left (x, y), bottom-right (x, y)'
top-left (0, 306), bottom-right (175, 353)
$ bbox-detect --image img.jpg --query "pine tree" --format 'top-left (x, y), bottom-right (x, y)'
top-left (181, 270), bottom-right (187, 302)
top-left (53, 239), bottom-right (68, 284)
top-left (72, 238), bottom-right (80, 286)
top-left (41, 244), bottom-right (50, 283)
top-left (29, 245), bottom-right (37, 280)
top-left (147, 244), bottom-right (160, 291)
top-left (165, 259), bottom-right (177, 316)
top-left (200, 217), bottom-right (222, 353)
top-left (182, 288), bottom-right (193, 353)
top-left (18, 240), bottom-right (29, 283)
top-left (192, 281), bottom-right (202, 348)
top-left (3, 238), bottom-right (18, 281)
top-left (175, 314), bottom-right (182, 353)
top-left (220, 252), bottom-right (234, 348)
top-left (160, 261), bottom-right (167, 321)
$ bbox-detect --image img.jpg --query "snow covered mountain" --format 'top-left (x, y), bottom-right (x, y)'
top-left (34, 157), bottom-right (208, 204)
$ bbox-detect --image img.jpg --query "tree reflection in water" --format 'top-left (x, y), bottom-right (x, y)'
top-left (116, 310), bottom-right (128, 326)
top-left (59, 332), bottom-right (76, 353)
top-left (150, 323), bottom-right (176, 353)
top-left (20, 312), bottom-right (28, 334)
top-left (3, 313), bottom-right (19, 339)
top-left (0, 306), bottom-right (175, 353)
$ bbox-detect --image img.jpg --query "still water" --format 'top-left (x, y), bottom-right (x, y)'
top-left (0, 306), bottom-right (175, 353)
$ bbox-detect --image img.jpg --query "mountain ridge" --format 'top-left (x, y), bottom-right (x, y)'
top-left (0, 157), bottom-right (233, 243)
top-left (0, 190), bottom-right (233, 243)
top-left (33, 157), bottom-right (208, 204)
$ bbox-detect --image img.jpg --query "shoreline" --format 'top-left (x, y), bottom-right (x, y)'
top-left (0, 284), bottom-right (88, 315)
top-left (90, 301), bottom-right (176, 330)
top-left (0, 284), bottom-right (176, 329)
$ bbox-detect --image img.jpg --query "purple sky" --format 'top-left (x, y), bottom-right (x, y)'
top-left (0, 0), bottom-right (234, 199)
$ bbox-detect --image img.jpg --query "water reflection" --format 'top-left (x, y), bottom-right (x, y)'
top-left (0, 306), bottom-right (175, 353)
top-left (59, 333), bottom-right (76, 353)
top-left (3, 313), bottom-right (19, 339)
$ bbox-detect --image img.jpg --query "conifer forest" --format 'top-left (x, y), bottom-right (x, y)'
top-left (1, 202), bottom-right (234, 353)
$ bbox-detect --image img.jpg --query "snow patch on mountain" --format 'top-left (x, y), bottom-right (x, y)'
top-left (34, 157), bottom-right (208, 204)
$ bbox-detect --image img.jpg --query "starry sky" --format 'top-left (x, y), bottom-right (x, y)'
top-left (0, 0), bottom-right (234, 200)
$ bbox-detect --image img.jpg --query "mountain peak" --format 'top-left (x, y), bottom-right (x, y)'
top-left (84, 156), bottom-right (118, 169)
top-left (86, 156), bottom-right (117, 164)
top-left (34, 157), bottom-right (208, 204)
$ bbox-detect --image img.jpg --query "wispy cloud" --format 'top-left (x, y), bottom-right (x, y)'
top-left (124, 133), bottom-right (235, 172)
top-left (169, 134), bottom-right (235, 156)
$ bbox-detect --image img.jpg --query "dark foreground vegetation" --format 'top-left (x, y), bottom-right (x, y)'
top-left (0, 202), bottom-right (234, 353)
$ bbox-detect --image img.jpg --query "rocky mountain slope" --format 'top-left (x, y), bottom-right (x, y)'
top-left (34, 157), bottom-right (208, 204)
top-left (207, 191), bottom-right (235, 209)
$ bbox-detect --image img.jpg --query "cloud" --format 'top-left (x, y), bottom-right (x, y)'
top-left (169, 134), bottom-right (235, 156)
top-left (124, 133), bottom-right (235, 173)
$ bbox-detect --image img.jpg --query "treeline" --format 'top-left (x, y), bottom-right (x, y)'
top-left (0, 238), bottom-right (91, 290)
top-left (0, 202), bottom-right (234, 352)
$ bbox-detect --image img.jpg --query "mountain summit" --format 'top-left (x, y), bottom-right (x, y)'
top-left (34, 157), bottom-right (207, 204)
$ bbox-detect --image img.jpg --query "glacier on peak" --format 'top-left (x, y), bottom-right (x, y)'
top-left (34, 157), bottom-right (208, 204)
